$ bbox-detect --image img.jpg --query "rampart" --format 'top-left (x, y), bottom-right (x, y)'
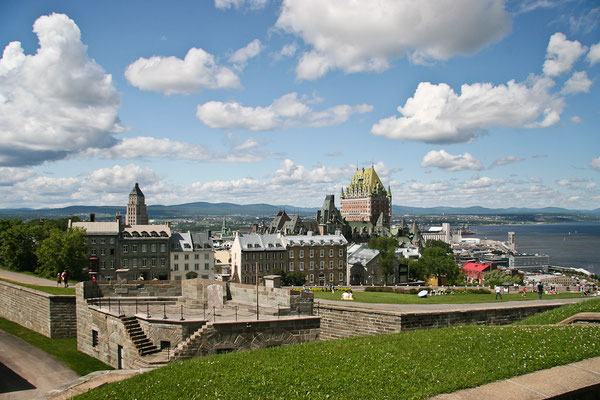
top-left (0, 280), bottom-right (76, 338)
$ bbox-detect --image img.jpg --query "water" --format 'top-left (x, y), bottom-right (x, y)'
top-left (470, 222), bottom-right (600, 275)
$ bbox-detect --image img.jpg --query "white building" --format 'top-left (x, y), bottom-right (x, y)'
top-left (170, 231), bottom-right (214, 280)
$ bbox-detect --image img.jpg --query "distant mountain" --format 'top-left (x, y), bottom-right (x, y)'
top-left (0, 202), bottom-right (597, 219)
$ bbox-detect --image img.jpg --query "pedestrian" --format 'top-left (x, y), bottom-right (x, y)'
top-left (57, 273), bottom-right (62, 287)
top-left (495, 285), bottom-right (502, 300)
top-left (537, 281), bottom-right (543, 299)
top-left (62, 270), bottom-right (69, 288)
top-left (522, 286), bottom-right (526, 297)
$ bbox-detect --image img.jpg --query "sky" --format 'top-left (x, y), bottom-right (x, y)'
top-left (0, 0), bottom-right (599, 211)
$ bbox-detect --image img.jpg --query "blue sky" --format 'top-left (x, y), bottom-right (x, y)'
top-left (0, 0), bottom-right (599, 210)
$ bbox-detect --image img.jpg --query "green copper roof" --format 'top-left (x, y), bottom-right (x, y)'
top-left (346, 167), bottom-right (387, 195)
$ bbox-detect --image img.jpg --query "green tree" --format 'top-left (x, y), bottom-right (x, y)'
top-left (0, 220), bottom-right (43, 272)
top-left (484, 269), bottom-right (521, 287)
top-left (413, 247), bottom-right (460, 285)
top-left (424, 239), bottom-right (452, 254)
top-left (35, 227), bottom-right (88, 280)
top-left (369, 237), bottom-right (398, 284)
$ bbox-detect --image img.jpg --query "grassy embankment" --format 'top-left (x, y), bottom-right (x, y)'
top-left (515, 297), bottom-right (600, 325)
top-left (0, 277), bottom-right (76, 295)
top-left (312, 290), bottom-right (584, 304)
top-left (0, 317), bottom-right (111, 376)
top-left (76, 300), bottom-right (600, 399)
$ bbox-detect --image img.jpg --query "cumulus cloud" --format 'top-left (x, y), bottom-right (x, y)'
top-left (587, 42), bottom-right (600, 65)
top-left (78, 136), bottom-right (267, 163)
top-left (370, 77), bottom-right (563, 143)
top-left (0, 13), bottom-right (123, 167)
top-left (543, 32), bottom-right (587, 77)
top-left (463, 176), bottom-right (503, 188)
top-left (196, 92), bottom-right (372, 131)
top-left (214, 0), bottom-right (267, 10)
top-left (421, 150), bottom-right (483, 171)
top-left (561, 71), bottom-right (592, 94)
top-left (0, 167), bottom-right (35, 186)
top-left (229, 39), bottom-right (263, 69)
top-left (490, 156), bottom-right (524, 167)
top-left (275, 0), bottom-right (511, 80)
top-left (84, 164), bottom-right (160, 193)
top-left (125, 48), bottom-right (240, 95)
top-left (591, 158), bottom-right (600, 170)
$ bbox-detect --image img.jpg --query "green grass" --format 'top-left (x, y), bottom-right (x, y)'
top-left (515, 298), bottom-right (600, 325)
top-left (312, 290), bottom-right (584, 304)
top-left (0, 277), bottom-right (76, 295)
top-left (76, 324), bottom-right (600, 400)
top-left (0, 317), bottom-right (111, 376)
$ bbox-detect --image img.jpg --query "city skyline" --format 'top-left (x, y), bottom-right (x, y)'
top-left (1, 1), bottom-right (599, 210)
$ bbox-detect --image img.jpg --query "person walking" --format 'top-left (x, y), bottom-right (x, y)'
top-left (56, 273), bottom-right (62, 287)
top-left (537, 281), bottom-right (543, 299)
top-left (62, 270), bottom-right (69, 288)
top-left (495, 285), bottom-right (502, 300)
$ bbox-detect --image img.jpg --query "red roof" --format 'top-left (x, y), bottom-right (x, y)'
top-left (462, 262), bottom-right (491, 272)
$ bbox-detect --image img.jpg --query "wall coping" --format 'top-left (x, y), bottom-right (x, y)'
top-left (0, 280), bottom-right (75, 300)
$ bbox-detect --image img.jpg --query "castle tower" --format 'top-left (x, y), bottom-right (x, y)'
top-left (126, 183), bottom-right (149, 225)
top-left (340, 167), bottom-right (391, 229)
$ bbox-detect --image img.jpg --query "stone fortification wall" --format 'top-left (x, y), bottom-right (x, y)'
top-left (82, 280), bottom-right (181, 298)
top-left (0, 280), bottom-right (75, 338)
top-left (174, 316), bottom-right (320, 360)
top-left (317, 303), bottom-right (564, 340)
top-left (229, 282), bottom-right (293, 308)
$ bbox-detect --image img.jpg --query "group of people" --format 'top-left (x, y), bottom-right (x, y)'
top-left (56, 270), bottom-right (69, 287)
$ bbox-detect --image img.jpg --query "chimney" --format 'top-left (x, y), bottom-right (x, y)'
top-left (90, 213), bottom-right (96, 222)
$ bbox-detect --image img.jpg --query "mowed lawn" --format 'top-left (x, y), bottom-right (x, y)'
top-left (312, 290), bottom-right (585, 304)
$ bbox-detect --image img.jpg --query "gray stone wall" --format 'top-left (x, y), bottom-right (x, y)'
top-left (317, 303), bottom-right (564, 339)
top-left (229, 282), bottom-right (292, 308)
top-left (83, 280), bottom-right (182, 298)
top-left (0, 280), bottom-right (75, 338)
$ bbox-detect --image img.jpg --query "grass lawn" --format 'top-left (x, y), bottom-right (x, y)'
top-left (0, 317), bottom-right (111, 376)
top-left (516, 298), bottom-right (600, 325)
top-left (0, 277), bottom-right (76, 295)
top-left (75, 324), bottom-right (600, 400)
top-left (312, 290), bottom-right (584, 304)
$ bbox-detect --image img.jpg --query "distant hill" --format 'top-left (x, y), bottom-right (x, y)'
top-left (0, 202), bottom-right (597, 219)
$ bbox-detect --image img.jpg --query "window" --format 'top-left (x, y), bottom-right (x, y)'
top-left (320, 261), bottom-right (325, 270)
top-left (142, 258), bottom-right (147, 267)
top-left (266, 253), bottom-right (270, 260)
top-left (110, 248), bottom-right (115, 255)
top-left (203, 253), bottom-right (209, 260)
top-left (91, 239), bottom-right (96, 244)
top-left (205, 263), bottom-right (209, 269)
top-left (160, 244), bottom-right (166, 252)
top-left (91, 249), bottom-right (96, 256)
top-left (329, 249), bottom-right (334, 257)
top-left (244, 276), bottom-right (248, 284)
top-left (92, 330), bottom-right (98, 347)
top-left (329, 273), bottom-right (334, 282)
top-left (151, 258), bottom-right (156, 267)
top-left (174, 254), bottom-right (179, 260)
top-left (100, 238), bottom-right (105, 244)
top-left (329, 261), bottom-right (334, 269)
top-left (100, 248), bottom-right (105, 256)
top-left (160, 258), bottom-right (166, 267)
top-left (244, 264), bottom-right (248, 272)
top-left (110, 237), bottom-right (115, 244)
top-left (123, 245), bottom-right (128, 253)
top-left (110, 260), bottom-right (115, 269)
top-left (184, 263), bottom-right (189, 271)
top-left (339, 260), bottom-right (344, 269)
top-left (289, 262), bottom-right (294, 271)
top-left (299, 262), bottom-right (304, 271)
top-left (194, 263), bottom-right (199, 270)
top-left (151, 244), bottom-right (157, 253)
top-left (244, 254), bottom-right (248, 260)
top-left (252, 253), bottom-right (256, 260)
top-left (252, 264), bottom-right (255, 272)
top-left (320, 249), bottom-right (325, 257)
top-left (310, 249), bottom-right (314, 258)
top-left (184, 254), bottom-right (189, 260)
top-left (100, 261), bottom-right (105, 269)
top-left (339, 272), bottom-right (344, 282)
top-left (259, 253), bottom-right (262, 260)
top-left (310, 261), bottom-right (315, 270)
top-left (194, 254), bottom-right (199, 260)
top-left (174, 263), bottom-right (179, 271)
top-left (142, 244), bottom-right (147, 253)
top-left (266, 264), bottom-right (270, 272)
top-left (339, 248), bottom-right (344, 257)
top-left (309, 274), bottom-right (314, 283)
top-left (289, 250), bottom-right (294, 259)
top-left (122, 259), bottom-right (128, 267)
top-left (299, 250), bottom-right (304, 258)
top-left (132, 244), bottom-right (138, 252)
top-left (259, 264), bottom-right (263, 272)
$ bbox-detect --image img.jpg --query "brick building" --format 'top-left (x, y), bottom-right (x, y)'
top-left (340, 167), bottom-right (391, 229)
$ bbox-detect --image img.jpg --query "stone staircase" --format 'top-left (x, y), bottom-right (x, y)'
top-left (121, 316), bottom-right (160, 356)
top-left (172, 322), bottom-right (212, 360)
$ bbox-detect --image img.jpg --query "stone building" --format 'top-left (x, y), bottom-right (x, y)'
top-left (170, 231), bottom-right (215, 280)
top-left (341, 167), bottom-right (391, 229)
top-left (230, 232), bottom-right (348, 286)
top-left (126, 183), bottom-right (149, 225)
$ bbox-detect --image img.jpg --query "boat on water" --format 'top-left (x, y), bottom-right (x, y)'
top-left (460, 223), bottom-right (475, 237)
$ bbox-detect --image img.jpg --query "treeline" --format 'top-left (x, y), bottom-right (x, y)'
top-left (0, 217), bottom-right (88, 280)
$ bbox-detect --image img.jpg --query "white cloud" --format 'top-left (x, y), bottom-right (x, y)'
top-left (279, 43), bottom-right (296, 57)
top-left (591, 158), bottom-right (600, 170)
top-left (421, 150), bottom-right (483, 171)
top-left (370, 77), bottom-right (563, 143)
top-left (587, 42), bottom-right (600, 65)
top-left (571, 116), bottom-right (583, 124)
top-left (196, 92), bottom-right (372, 131)
top-left (0, 167), bottom-right (35, 186)
top-left (463, 176), bottom-right (503, 188)
top-left (561, 71), bottom-right (592, 94)
top-left (543, 32), bottom-right (587, 77)
top-left (569, 8), bottom-right (600, 34)
top-left (586, 183), bottom-right (597, 190)
top-left (124, 48), bottom-right (240, 95)
top-left (491, 156), bottom-right (524, 167)
top-left (0, 13), bottom-right (122, 167)
top-left (214, 0), bottom-right (267, 10)
top-left (229, 39), bottom-right (263, 69)
top-left (84, 164), bottom-right (160, 193)
top-left (275, 0), bottom-right (511, 80)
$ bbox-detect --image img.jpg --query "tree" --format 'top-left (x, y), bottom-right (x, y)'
top-left (272, 269), bottom-right (306, 286)
top-left (369, 237), bottom-right (398, 284)
top-left (0, 220), bottom-right (43, 272)
top-left (35, 227), bottom-right (88, 280)
top-left (413, 247), bottom-right (460, 285)
top-left (484, 269), bottom-right (521, 287)
top-left (424, 239), bottom-right (452, 254)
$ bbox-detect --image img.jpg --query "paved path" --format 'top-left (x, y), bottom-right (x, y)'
top-left (0, 330), bottom-right (79, 400)
top-left (315, 296), bottom-right (592, 313)
top-left (0, 269), bottom-right (57, 287)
